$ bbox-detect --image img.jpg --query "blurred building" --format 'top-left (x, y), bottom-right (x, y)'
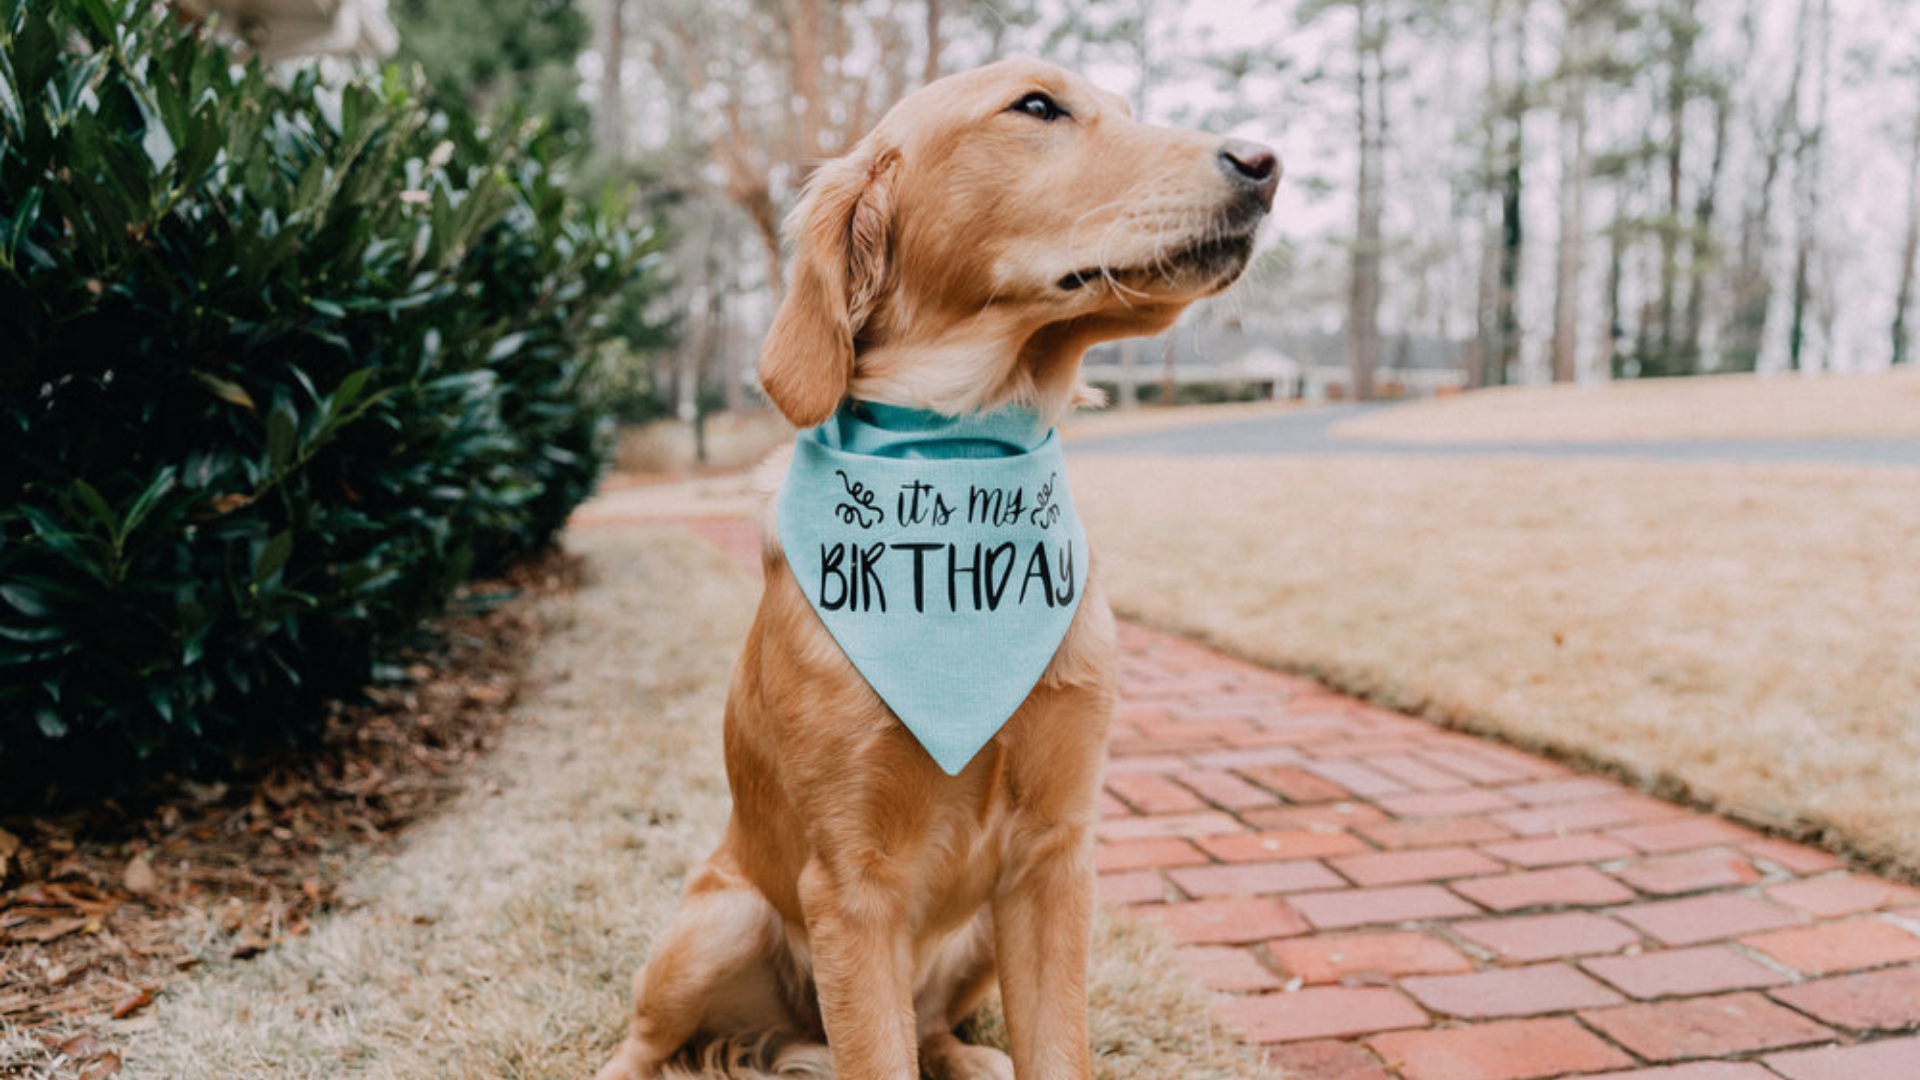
top-left (175, 0), bottom-right (398, 61)
top-left (1084, 330), bottom-right (1468, 402)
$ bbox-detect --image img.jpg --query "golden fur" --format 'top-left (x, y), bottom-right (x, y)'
top-left (596, 58), bottom-right (1276, 1080)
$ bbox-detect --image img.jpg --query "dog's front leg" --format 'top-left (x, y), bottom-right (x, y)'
top-left (991, 822), bottom-right (1095, 1079)
top-left (800, 859), bottom-right (919, 1079)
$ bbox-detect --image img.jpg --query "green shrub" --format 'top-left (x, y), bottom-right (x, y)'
top-left (0, 0), bottom-right (658, 791)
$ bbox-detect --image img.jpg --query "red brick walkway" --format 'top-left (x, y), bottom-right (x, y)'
top-left (664, 516), bottom-right (1920, 1080)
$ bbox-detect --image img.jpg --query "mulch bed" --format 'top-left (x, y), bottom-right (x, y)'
top-left (0, 550), bottom-right (578, 1076)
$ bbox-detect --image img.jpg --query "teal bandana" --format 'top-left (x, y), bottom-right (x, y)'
top-left (775, 401), bottom-right (1089, 775)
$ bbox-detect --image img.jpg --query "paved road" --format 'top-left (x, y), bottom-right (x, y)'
top-left (1070, 404), bottom-right (1920, 466)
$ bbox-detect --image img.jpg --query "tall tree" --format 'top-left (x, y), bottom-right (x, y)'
top-left (1892, 59), bottom-right (1920, 366)
top-left (1723, 0), bottom-right (1800, 373)
top-left (1550, 0), bottom-right (1604, 381)
top-left (1469, 0), bottom-right (1530, 389)
top-left (1304, 0), bottom-right (1400, 400)
top-left (595, 0), bottom-right (628, 160)
top-left (1651, 0), bottom-right (1698, 369)
top-left (1350, 0), bottom-right (1387, 399)
top-left (1787, 0), bottom-right (1832, 371)
top-left (1676, 73), bottom-right (1729, 372)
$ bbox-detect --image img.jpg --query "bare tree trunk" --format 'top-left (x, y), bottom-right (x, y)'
top-left (698, 235), bottom-right (726, 451)
top-left (924, 0), bottom-right (943, 85)
top-left (595, 0), bottom-right (626, 161)
top-left (789, 0), bottom-right (829, 162)
top-left (1679, 83), bottom-right (1728, 371)
top-left (1159, 333), bottom-right (1178, 404)
top-left (1606, 191), bottom-right (1626, 374)
top-left (1470, 0), bottom-right (1503, 390)
top-left (1788, 0), bottom-right (1829, 372)
top-left (1551, 13), bottom-right (1589, 384)
top-left (1656, 0), bottom-right (1696, 371)
top-left (715, 234), bottom-right (745, 414)
top-left (1725, 0), bottom-right (1798, 373)
top-left (1895, 78), bottom-right (1920, 367)
top-left (1347, 0), bottom-right (1385, 402)
top-left (1494, 0), bottom-right (1529, 387)
top-left (1469, 226), bottom-right (1496, 388)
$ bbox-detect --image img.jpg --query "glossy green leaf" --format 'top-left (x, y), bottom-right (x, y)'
top-left (254, 530), bottom-right (292, 584)
top-left (195, 372), bottom-right (257, 412)
top-left (0, 584), bottom-right (51, 617)
top-left (265, 403), bottom-right (297, 473)
top-left (71, 479), bottom-right (118, 536)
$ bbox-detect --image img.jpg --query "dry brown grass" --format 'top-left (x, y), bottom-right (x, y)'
top-left (1070, 455), bottom-right (1920, 876)
top-left (121, 525), bottom-right (1270, 1080)
top-left (1333, 368), bottom-right (1920, 443)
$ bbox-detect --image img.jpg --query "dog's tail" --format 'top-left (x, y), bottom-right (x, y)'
top-left (655, 1035), bottom-right (834, 1080)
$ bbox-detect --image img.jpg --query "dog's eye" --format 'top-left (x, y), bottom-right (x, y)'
top-left (1010, 92), bottom-right (1066, 122)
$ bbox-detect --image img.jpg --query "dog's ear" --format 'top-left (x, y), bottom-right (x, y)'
top-left (759, 148), bottom-right (898, 428)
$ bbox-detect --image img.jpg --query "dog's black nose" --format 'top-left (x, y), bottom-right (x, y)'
top-left (1218, 139), bottom-right (1281, 207)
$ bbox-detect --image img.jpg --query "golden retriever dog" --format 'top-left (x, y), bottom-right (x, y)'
top-left (596, 58), bottom-right (1277, 1080)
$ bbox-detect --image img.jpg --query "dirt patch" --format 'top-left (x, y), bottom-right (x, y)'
top-left (1333, 368), bottom-right (1920, 443)
top-left (109, 525), bottom-right (1268, 1079)
top-left (1071, 454), bottom-right (1920, 878)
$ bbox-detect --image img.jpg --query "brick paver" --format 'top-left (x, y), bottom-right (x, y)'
top-left (1613, 850), bottom-right (1763, 895)
top-left (1369, 1018), bottom-right (1632, 1080)
top-left (1450, 864), bottom-right (1637, 911)
top-left (1764, 873), bottom-right (1920, 918)
top-left (1582, 1065), bottom-right (1783, 1080)
top-left (1580, 992), bottom-right (1837, 1059)
top-left (1262, 1039), bottom-right (1396, 1080)
top-left (1168, 858), bottom-right (1346, 898)
top-left (1452, 911), bottom-right (1642, 963)
top-left (669, 521), bottom-right (1920, 1080)
top-left (1399, 962), bottom-right (1624, 1018)
top-left (1739, 916), bottom-right (1920, 975)
top-left (1614, 893), bottom-right (1801, 946)
top-left (1151, 895), bottom-right (1311, 945)
top-left (1765, 1035), bottom-right (1920, 1080)
top-left (1291, 885), bottom-right (1483, 930)
top-left (1220, 986), bottom-right (1428, 1043)
top-left (1267, 931), bottom-right (1474, 985)
top-left (1581, 944), bottom-right (1791, 999)
top-left (1767, 963), bottom-right (1920, 1031)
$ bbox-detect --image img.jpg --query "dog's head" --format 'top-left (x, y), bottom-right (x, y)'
top-left (759, 58), bottom-right (1279, 428)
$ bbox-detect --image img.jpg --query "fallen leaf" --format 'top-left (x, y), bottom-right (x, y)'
top-left (79, 1051), bottom-right (122, 1079)
top-left (8, 917), bottom-right (87, 943)
top-left (123, 852), bottom-right (158, 894)
top-left (181, 780), bottom-right (228, 805)
top-left (58, 1034), bottom-right (106, 1059)
top-left (109, 988), bottom-right (153, 1020)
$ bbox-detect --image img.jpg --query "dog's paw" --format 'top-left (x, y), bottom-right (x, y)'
top-left (923, 1042), bottom-right (1014, 1080)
